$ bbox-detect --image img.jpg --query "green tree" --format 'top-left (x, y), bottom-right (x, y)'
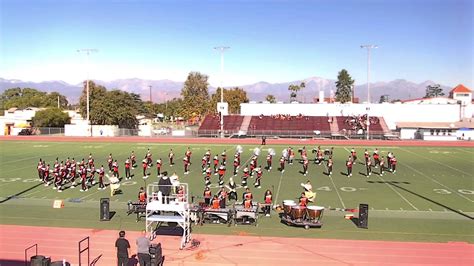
top-left (210, 87), bottom-right (249, 114)
top-left (288, 82), bottom-right (305, 102)
top-left (424, 84), bottom-right (445, 98)
top-left (79, 81), bottom-right (140, 128)
top-left (32, 108), bottom-right (71, 127)
top-left (265, 94), bottom-right (276, 103)
top-left (180, 72), bottom-right (210, 119)
top-left (379, 95), bottom-right (389, 103)
top-left (335, 69), bottom-right (355, 103)
top-left (0, 88), bottom-right (68, 109)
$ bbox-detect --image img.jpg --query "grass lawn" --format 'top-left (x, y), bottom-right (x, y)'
top-left (0, 140), bottom-right (473, 243)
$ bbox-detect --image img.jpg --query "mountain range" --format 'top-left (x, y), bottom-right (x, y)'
top-left (0, 77), bottom-right (452, 104)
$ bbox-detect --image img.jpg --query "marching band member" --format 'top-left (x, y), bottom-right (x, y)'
top-left (242, 187), bottom-right (253, 203)
top-left (211, 195), bottom-right (220, 209)
top-left (112, 160), bottom-right (119, 178)
top-left (125, 158), bottom-right (131, 179)
top-left (221, 150), bottom-right (227, 165)
top-left (233, 157), bottom-right (239, 176)
top-left (387, 152), bottom-right (393, 169)
top-left (213, 155), bottom-right (219, 174)
top-left (98, 165), bottom-right (105, 190)
top-left (107, 153), bottom-right (113, 172)
top-left (185, 147), bottom-right (192, 163)
top-left (203, 187), bottom-right (212, 206)
top-left (266, 153), bottom-right (272, 171)
top-left (201, 156), bottom-right (208, 174)
top-left (146, 149), bottom-right (153, 167)
top-left (218, 187), bottom-right (227, 208)
top-left (288, 147), bottom-right (294, 164)
top-left (43, 164), bottom-right (50, 186)
top-left (227, 177), bottom-right (237, 200)
top-left (263, 190), bottom-right (272, 216)
top-left (183, 157), bottom-right (190, 175)
top-left (138, 187), bottom-right (147, 203)
top-left (156, 158), bottom-right (162, 177)
top-left (299, 192), bottom-right (308, 207)
top-left (366, 155), bottom-right (372, 177)
top-left (130, 151), bottom-right (136, 168)
top-left (302, 156), bottom-right (309, 176)
top-left (241, 165), bottom-right (249, 188)
top-left (373, 149), bottom-right (380, 168)
top-left (142, 159), bottom-right (148, 177)
top-left (88, 153), bottom-right (94, 168)
top-left (364, 149), bottom-right (370, 163)
top-left (390, 156), bottom-right (397, 173)
top-left (250, 156), bottom-right (256, 176)
top-left (218, 165), bottom-right (226, 186)
top-left (205, 167), bottom-right (212, 187)
top-left (168, 149), bottom-right (174, 166)
top-left (89, 165), bottom-right (96, 185)
top-left (346, 156), bottom-right (353, 177)
top-left (350, 148), bottom-right (358, 162)
top-left (37, 159), bottom-right (44, 181)
top-left (254, 166), bottom-right (263, 188)
top-left (327, 156), bottom-right (333, 176)
top-left (279, 156), bottom-right (285, 173)
top-left (379, 157), bottom-right (385, 176)
top-left (80, 165), bottom-right (88, 192)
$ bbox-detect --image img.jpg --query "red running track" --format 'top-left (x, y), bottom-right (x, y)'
top-left (1, 224), bottom-right (473, 265)
top-left (2, 135), bottom-right (474, 147)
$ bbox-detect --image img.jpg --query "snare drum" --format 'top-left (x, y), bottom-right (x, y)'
top-left (291, 206), bottom-right (306, 220)
top-left (283, 201), bottom-right (296, 216)
top-left (307, 206), bottom-right (324, 221)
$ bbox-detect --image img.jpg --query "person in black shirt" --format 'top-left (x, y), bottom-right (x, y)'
top-left (158, 172), bottom-right (172, 204)
top-left (115, 230), bottom-right (130, 266)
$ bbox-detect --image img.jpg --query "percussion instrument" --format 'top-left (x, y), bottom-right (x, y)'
top-left (283, 201), bottom-right (296, 216)
top-left (307, 206), bottom-right (324, 221)
top-left (291, 206), bottom-right (306, 220)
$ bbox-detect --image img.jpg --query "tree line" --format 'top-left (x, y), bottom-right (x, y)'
top-left (0, 70), bottom-right (447, 127)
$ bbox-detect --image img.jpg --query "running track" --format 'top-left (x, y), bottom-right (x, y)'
top-left (1, 225), bottom-right (473, 265)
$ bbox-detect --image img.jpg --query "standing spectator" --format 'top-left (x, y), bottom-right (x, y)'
top-left (261, 136), bottom-right (266, 145)
top-left (115, 230), bottom-right (130, 266)
top-left (136, 230), bottom-right (151, 266)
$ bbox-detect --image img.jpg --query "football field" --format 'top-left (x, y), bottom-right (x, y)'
top-left (0, 139), bottom-right (473, 243)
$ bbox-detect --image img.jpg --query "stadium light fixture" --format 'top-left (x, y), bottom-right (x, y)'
top-left (77, 48), bottom-right (98, 129)
top-left (360, 44), bottom-right (378, 104)
top-left (214, 46), bottom-right (230, 138)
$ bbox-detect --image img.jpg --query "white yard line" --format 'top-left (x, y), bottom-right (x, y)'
top-left (400, 162), bottom-right (474, 203)
top-left (329, 175), bottom-right (346, 209)
top-left (274, 171), bottom-right (285, 204)
top-left (400, 147), bottom-right (473, 176)
top-left (378, 175), bottom-right (419, 210)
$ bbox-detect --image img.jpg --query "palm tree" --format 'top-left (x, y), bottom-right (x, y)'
top-left (288, 82), bottom-right (305, 102)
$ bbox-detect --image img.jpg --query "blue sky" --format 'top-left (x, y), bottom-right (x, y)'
top-left (0, 0), bottom-right (472, 87)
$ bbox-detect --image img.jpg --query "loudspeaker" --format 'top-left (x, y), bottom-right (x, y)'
top-left (30, 255), bottom-right (51, 266)
top-left (100, 198), bottom-right (110, 221)
top-left (358, 203), bottom-right (369, 229)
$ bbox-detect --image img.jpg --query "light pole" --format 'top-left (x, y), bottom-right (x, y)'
top-left (360, 44), bottom-right (377, 104)
top-left (214, 46), bottom-right (230, 138)
top-left (77, 49), bottom-right (98, 127)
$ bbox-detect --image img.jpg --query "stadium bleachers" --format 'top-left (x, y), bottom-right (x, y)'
top-left (197, 115), bottom-right (244, 136)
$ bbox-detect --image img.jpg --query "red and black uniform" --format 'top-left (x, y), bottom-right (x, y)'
top-left (37, 161), bottom-right (44, 181)
top-left (288, 148), bottom-right (294, 164)
top-left (125, 159), bottom-right (131, 179)
top-left (212, 197), bottom-right (220, 209)
top-left (218, 165), bottom-right (226, 186)
top-left (183, 157), bottom-right (190, 174)
top-left (327, 158), bottom-right (333, 176)
top-left (241, 167), bottom-right (249, 187)
top-left (146, 150), bottom-right (153, 167)
top-left (266, 154), bottom-right (272, 171)
top-left (131, 152), bottom-right (136, 167)
top-left (221, 152), bottom-right (227, 165)
top-left (364, 150), bottom-right (370, 163)
top-left (205, 168), bottom-right (212, 186)
top-left (279, 157), bottom-right (285, 173)
top-left (351, 150), bottom-right (358, 162)
top-left (201, 157), bottom-right (207, 173)
top-left (373, 152), bottom-right (380, 168)
top-left (379, 157), bottom-right (385, 176)
top-left (244, 198), bottom-right (252, 209)
top-left (98, 167), bottom-right (105, 189)
top-left (185, 149), bottom-right (192, 162)
top-left (156, 159), bottom-right (162, 176)
top-left (138, 190), bottom-right (147, 203)
top-left (233, 158), bottom-right (239, 176)
top-left (142, 160), bottom-right (148, 177)
top-left (43, 165), bottom-right (50, 184)
top-left (302, 158), bottom-right (309, 176)
top-left (366, 157), bottom-right (372, 177)
top-left (89, 166), bottom-right (96, 185)
top-left (203, 189), bottom-right (212, 206)
top-left (299, 195), bottom-right (308, 207)
top-left (250, 159), bottom-right (256, 176)
top-left (346, 158), bottom-right (353, 177)
top-left (213, 156), bottom-right (219, 173)
top-left (168, 150), bottom-right (174, 166)
top-left (243, 191), bottom-right (253, 203)
top-left (218, 189), bottom-right (227, 208)
top-left (390, 157), bottom-right (397, 173)
top-left (88, 156), bottom-right (94, 168)
top-left (107, 155), bottom-right (113, 172)
top-left (263, 192), bottom-right (272, 215)
top-left (112, 161), bottom-right (119, 178)
top-left (80, 166), bottom-right (88, 191)
top-left (254, 168), bottom-right (263, 188)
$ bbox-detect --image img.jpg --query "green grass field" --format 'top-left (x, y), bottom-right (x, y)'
top-left (0, 140), bottom-right (473, 243)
